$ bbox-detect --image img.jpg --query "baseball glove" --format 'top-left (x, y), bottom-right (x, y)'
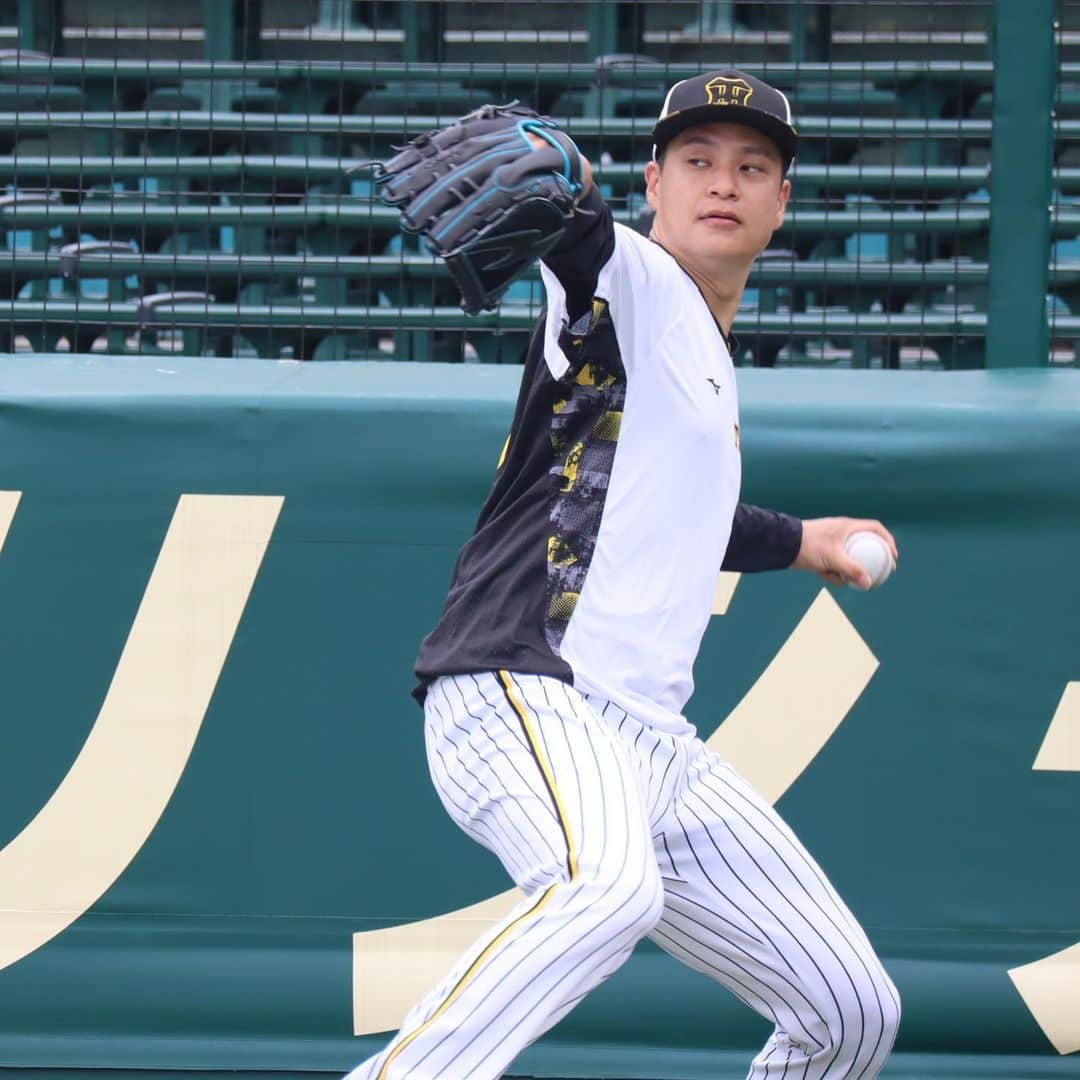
top-left (373, 103), bottom-right (585, 315)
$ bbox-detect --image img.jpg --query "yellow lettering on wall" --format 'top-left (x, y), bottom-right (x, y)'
top-left (1008, 680), bottom-right (1080, 1055)
top-left (712, 571), bottom-right (741, 616)
top-left (1010, 944), bottom-right (1080, 1055)
top-left (0, 491), bottom-right (21, 555)
top-left (705, 589), bottom-right (877, 805)
top-left (1033, 683), bottom-right (1080, 772)
top-left (0, 494), bottom-right (283, 973)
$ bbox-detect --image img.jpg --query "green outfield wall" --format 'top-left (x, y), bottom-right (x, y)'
top-left (0, 357), bottom-right (1079, 1079)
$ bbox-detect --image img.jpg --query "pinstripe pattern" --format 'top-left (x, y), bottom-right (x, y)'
top-left (346, 672), bottom-right (898, 1080)
top-left (651, 747), bottom-right (900, 1079)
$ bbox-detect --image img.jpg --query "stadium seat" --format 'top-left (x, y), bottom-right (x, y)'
top-left (0, 3), bottom-right (1056, 368)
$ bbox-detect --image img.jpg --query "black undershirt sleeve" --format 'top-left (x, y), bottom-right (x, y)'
top-left (722, 503), bottom-right (803, 572)
top-left (541, 186), bottom-right (616, 323)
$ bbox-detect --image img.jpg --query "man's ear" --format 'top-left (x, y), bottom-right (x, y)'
top-left (645, 159), bottom-right (661, 211)
top-left (774, 176), bottom-right (792, 229)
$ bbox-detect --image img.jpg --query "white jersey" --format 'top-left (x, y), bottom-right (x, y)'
top-left (538, 226), bottom-right (741, 733)
top-left (415, 190), bottom-right (798, 733)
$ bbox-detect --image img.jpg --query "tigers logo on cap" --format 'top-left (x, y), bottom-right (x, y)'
top-left (652, 68), bottom-right (799, 171)
top-left (705, 76), bottom-right (754, 108)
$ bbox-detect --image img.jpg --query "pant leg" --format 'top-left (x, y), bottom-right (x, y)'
top-left (347, 671), bottom-right (664, 1080)
top-left (650, 743), bottom-right (901, 1080)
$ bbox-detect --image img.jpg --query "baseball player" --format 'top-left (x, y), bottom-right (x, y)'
top-left (349, 69), bottom-right (901, 1079)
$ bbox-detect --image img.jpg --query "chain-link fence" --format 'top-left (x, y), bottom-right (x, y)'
top-left (0, 0), bottom-right (1070, 367)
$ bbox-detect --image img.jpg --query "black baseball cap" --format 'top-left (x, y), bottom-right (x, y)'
top-left (652, 69), bottom-right (798, 172)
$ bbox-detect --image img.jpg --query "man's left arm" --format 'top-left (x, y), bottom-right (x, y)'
top-left (723, 503), bottom-right (898, 590)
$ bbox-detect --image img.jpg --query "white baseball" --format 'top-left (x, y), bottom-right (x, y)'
top-left (843, 530), bottom-right (895, 590)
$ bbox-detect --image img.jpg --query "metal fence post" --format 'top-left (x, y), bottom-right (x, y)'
top-left (18, 0), bottom-right (62, 56)
top-left (201, 0), bottom-right (263, 112)
top-left (401, 3), bottom-right (446, 64)
top-left (985, 0), bottom-right (1057, 367)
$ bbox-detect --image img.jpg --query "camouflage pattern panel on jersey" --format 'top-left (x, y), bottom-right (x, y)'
top-left (545, 298), bottom-right (626, 651)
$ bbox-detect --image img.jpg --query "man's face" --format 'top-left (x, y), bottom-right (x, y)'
top-left (644, 122), bottom-right (791, 269)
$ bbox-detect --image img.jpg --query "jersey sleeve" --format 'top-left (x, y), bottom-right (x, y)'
top-left (540, 186), bottom-right (616, 322)
top-left (538, 188), bottom-right (681, 384)
top-left (722, 503), bottom-right (803, 572)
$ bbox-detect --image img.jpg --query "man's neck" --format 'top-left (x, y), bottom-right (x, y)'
top-left (680, 261), bottom-right (746, 337)
top-left (648, 233), bottom-right (751, 341)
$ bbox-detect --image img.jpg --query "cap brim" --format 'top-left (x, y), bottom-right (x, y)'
top-left (652, 104), bottom-right (797, 169)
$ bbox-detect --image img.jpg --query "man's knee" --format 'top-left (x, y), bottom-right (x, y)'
top-left (877, 968), bottom-right (902, 1049)
top-left (812, 959), bottom-right (900, 1075)
top-left (566, 856), bottom-right (665, 949)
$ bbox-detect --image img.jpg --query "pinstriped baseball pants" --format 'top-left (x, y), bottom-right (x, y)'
top-left (347, 671), bottom-right (900, 1080)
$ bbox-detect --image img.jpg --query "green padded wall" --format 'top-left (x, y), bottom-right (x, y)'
top-left (0, 357), bottom-right (1079, 1079)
